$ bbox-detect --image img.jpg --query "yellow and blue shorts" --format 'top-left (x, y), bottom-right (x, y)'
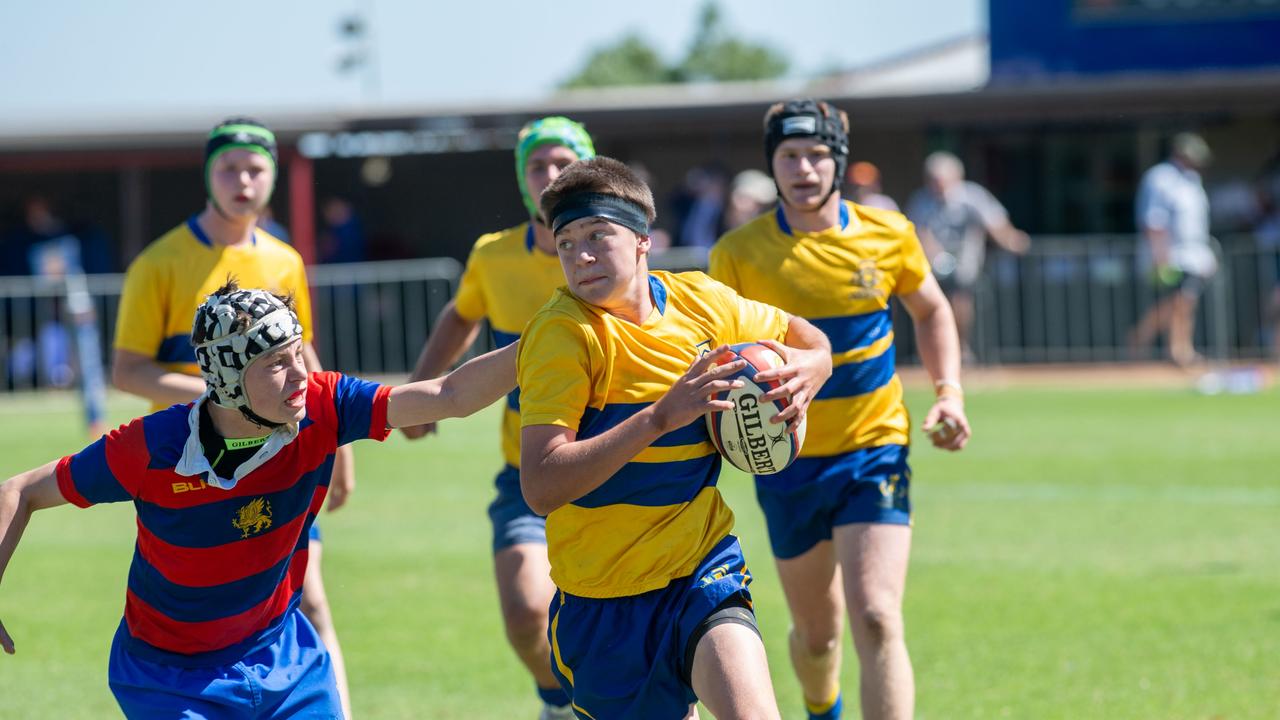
top-left (108, 607), bottom-right (341, 719)
top-left (755, 444), bottom-right (911, 559)
top-left (547, 534), bottom-right (756, 719)
top-left (487, 464), bottom-right (547, 552)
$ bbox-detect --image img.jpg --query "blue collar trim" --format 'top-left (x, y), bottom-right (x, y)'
top-left (775, 202), bottom-right (849, 236)
top-left (648, 274), bottom-right (667, 315)
top-left (188, 214), bottom-right (258, 247)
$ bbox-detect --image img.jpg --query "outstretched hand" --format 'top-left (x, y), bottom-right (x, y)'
top-left (753, 339), bottom-right (832, 431)
top-left (651, 346), bottom-right (746, 434)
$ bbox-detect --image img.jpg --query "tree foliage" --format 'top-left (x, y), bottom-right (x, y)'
top-left (561, 1), bottom-right (788, 89)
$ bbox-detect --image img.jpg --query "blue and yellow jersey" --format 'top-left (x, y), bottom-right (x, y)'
top-left (114, 216), bottom-right (314, 412)
top-left (710, 201), bottom-right (930, 456)
top-left (518, 271), bottom-right (790, 599)
top-left (453, 223), bottom-right (567, 467)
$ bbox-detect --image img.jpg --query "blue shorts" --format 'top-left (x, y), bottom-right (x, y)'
top-left (487, 464), bottom-right (547, 553)
top-left (756, 444), bottom-right (912, 559)
top-left (108, 608), bottom-right (342, 719)
top-left (309, 522), bottom-right (322, 543)
top-left (547, 535), bottom-right (753, 720)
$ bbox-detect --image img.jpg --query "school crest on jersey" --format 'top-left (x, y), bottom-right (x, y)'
top-left (849, 260), bottom-right (886, 301)
top-left (232, 497), bottom-right (273, 538)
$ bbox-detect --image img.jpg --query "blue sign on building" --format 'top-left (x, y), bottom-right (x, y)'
top-left (990, 0), bottom-right (1280, 81)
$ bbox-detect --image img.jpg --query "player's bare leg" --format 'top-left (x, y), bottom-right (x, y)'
top-left (775, 540), bottom-right (844, 715)
top-left (690, 623), bottom-right (781, 720)
top-left (1129, 295), bottom-right (1176, 359)
top-left (835, 523), bottom-right (913, 720)
top-left (300, 541), bottom-right (352, 719)
top-left (1167, 292), bottom-right (1201, 367)
top-left (494, 543), bottom-right (562, 692)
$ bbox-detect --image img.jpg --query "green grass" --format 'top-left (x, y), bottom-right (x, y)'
top-left (0, 384), bottom-right (1277, 719)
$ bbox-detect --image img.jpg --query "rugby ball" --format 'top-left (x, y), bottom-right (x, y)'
top-left (705, 343), bottom-right (806, 475)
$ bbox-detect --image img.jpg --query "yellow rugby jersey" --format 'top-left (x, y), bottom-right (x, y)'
top-left (114, 216), bottom-right (314, 411)
top-left (518, 271), bottom-right (790, 599)
top-left (453, 223), bottom-right (567, 467)
top-left (710, 201), bottom-right (930, 456)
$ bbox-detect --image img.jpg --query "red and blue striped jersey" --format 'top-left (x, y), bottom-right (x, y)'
top-left (55, 371), bottom-right (391, 667)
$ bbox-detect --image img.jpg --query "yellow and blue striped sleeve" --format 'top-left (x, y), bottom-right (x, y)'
top-left (113, 252), bottom-right (169, 358)
top-left (517, 310), bottom-right (594, 431)
top-left (453, 242), bottom-right (489, 323)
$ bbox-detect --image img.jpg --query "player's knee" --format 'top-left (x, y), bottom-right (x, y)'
top-left (502, 599), bottom-right (549, 646)
top-left (850, 604), bottom-right (903, 646)
top-left (790, 624), bottom-right (839, 659)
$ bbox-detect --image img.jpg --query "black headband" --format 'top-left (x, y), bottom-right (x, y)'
top-left (549, 192), bottom-right (650, 236)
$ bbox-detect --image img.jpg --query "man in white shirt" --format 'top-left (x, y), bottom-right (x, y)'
top-left (1128, 133), bottom-right (1217, 367)
top-left (906, 151), bottom-right (1029, 359)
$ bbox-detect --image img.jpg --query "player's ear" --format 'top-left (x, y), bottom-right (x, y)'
top-left (636, 232), bottom-right (652, 256)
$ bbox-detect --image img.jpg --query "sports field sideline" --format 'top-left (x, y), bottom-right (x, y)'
top-left (0, 370), bottom-right (1276, 719)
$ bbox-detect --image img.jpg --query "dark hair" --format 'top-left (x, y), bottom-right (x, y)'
top-left (211, 275), bottom-right (295, 333)
top-left (539, 157), bottom-right (657, 228)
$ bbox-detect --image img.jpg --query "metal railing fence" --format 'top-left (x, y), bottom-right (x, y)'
top-left (1, 236), bottom-right (1276, 394)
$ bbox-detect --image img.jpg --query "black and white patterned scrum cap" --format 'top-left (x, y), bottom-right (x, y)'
top-left (192, 287), bottom-right (302, 410)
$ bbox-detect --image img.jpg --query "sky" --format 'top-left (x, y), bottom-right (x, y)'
top-left (1, 0), bottom-right (984, 126)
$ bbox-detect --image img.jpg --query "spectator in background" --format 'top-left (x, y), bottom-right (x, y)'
top-left (907, 151), bottom-right (1030, 360)
top-left (1251, 163), bottom-right (1280, 360)
top-left (670, 164), bottom-right (728, 249)
top-left (724, 169), bottom-right (777, 230)
top-left (256, 205), bottom-right (291, 244)
top-left (846, 161), bottom-right (899, 212)
top-left (319, 196), bottom-right (366, 264)
top-left (1127, 133), bottom-right (1217, 368)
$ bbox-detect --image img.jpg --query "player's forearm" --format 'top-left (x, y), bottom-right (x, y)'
top-left (110, 355), bottom-right (205, 406)
top-left (408, 302), bottom-right (482, 383)
top-left (520, 412), bottom-right (667, 515)
top-left (0, 462), bottom-right (65, 585)
top-left (784, 316), bottom-right (832, 355)
top-left (913, 300), bottom-right (962, 388)
top-left (1144, 228), bottom-right (1171, 265)
top-left (386, 343), bottom-right (517, 427)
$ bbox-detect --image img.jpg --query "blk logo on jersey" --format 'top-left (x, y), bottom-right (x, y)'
top-left (233, 497), bottom-right (273, 538)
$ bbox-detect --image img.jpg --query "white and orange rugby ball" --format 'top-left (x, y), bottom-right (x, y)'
top-left (705, 343), bottom-right (806, 475)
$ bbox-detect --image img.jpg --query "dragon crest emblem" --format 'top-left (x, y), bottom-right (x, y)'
top-left (232, 497), bottom-right (273, 538)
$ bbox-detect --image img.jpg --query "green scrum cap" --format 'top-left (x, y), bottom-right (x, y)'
top-left (204, 118), bottom-right (279, 212)
top-left (515, 116), bottom-right (596, 219)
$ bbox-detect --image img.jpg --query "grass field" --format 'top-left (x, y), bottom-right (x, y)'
top-left (0, 381), bottom-right (1277, 719)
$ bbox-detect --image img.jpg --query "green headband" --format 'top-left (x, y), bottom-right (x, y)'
top-left (204, 122), bottom-right (279, 212)
top-left (515, 116), bottom-right (596, 219)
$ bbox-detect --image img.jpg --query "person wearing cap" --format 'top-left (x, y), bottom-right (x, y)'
top-left (0, 278), bottom-right (519, 718)
top-left (905, 151), bottom-right (1030, 361)
top-left (399, 115), bottom-right (594, 719)
top-left (710, 100), bottom-right (971, 720)
top-left (724, 169), bottom-right (778, 230)
top-left (846, 161), bottom-right (900, 212)
top-left (518, 156), bottom-right (832, 719)
top-left (110, 117), bottom-right (359, 717)
top-left (1128, 132), bottom-right (1217, 367)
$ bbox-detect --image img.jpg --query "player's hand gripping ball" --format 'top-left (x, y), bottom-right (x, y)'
top-left (705, 343), bottom-right (806, 475)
